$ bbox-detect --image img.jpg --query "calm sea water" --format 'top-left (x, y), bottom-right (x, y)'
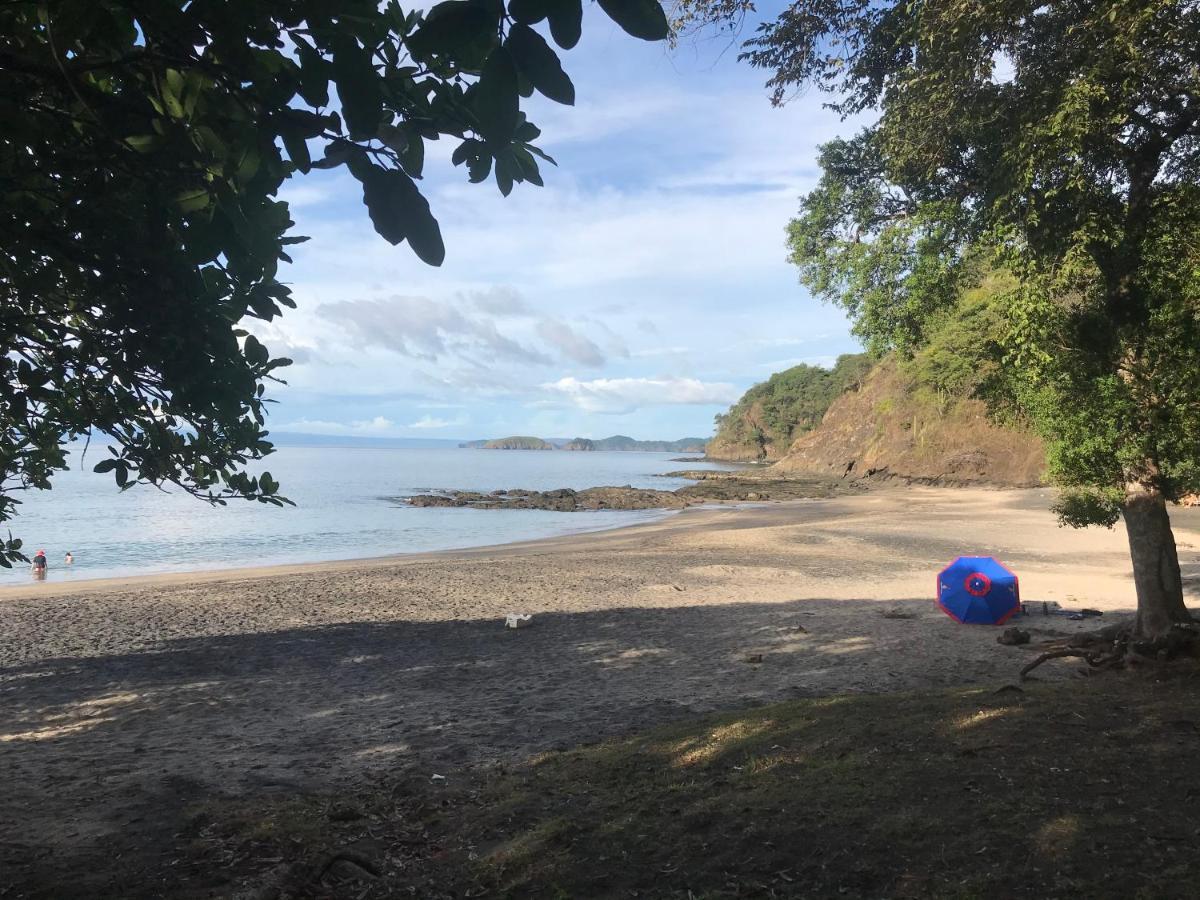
top-left (0, 447), bottom-right (730, 584)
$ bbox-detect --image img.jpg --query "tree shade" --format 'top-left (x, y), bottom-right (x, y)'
top-left (0, 0), bottom-right (670, 565)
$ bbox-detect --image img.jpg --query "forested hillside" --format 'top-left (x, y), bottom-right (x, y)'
top-left (710, 272), bottom-right (1046, 484)
top-left (774, 358), bottom-right (1045, 485)
top-left (707, 354), bottom-right (872, 461)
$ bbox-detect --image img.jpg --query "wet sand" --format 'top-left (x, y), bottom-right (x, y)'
top-left (1, 486), bottom-right (1198, 893)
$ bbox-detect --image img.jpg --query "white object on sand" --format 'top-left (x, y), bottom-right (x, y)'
top-left (505, 613), bottom-right (533, 629)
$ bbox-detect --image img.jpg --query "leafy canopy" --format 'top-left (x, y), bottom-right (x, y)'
top-left (0, 0), bottom-right (669, 565)
top-left (696, 0), bottom-right (1200, 524)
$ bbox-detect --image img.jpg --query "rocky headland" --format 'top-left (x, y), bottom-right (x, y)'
top-left (399, 470), bottom-right (853, 511)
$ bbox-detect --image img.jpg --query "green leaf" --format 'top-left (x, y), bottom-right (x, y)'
top-left (515, 119), bottom-right (542, 142)
top-left (399, 134), bottom-right (425, 178)
top-left (281, 130), bottom-right (311, 173)
top-left (407, 1), bottom-right (499, 68)
top-left (473, 47), bottom-right (519, 148)
top-left (378, 123), bottom-right (409, 155)
top-left (293, 37), bottom-right (330, 107)
top-left (161, 68), bottom-right (186, 118)
top-left (175, 187), bottom-right (212, 213)
top-left (597, 0), bottom-right (668, 41)
top-left (244, 334), bottom-right (269, 365)
top-left (495, 154), bottom-right (516, 196)
top-left (509, 0), bottom-right (554, 24)
top-left (451, 141), bottom-right (472, 166)
top-left (331, 38), bottom-right (384, 139)
top-left (357, 164), bottom-right (446, 265)
top-left (507, 24), bottom-right (575, 105)
top-left (124, 134), bottom-right (161, 153)
top-left (467, 151), bottom-right (492, 183)
top-left (311, 141), bottom-right (357, 170)
top-left (512, 145), bottom-right (543, 186)
top-left (547, 0), bottom-right (583, 49)
top-left (524, 143), bottom-right (557, 166)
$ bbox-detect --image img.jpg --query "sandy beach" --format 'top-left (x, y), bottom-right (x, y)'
top-left (2, 485), bottom-right (1199, 895)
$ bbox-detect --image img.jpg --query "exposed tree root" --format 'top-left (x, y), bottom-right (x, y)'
top-left (1020, 621), bottom-right (1200, 680)
top-left (1020, 647), bottom-right (1125, 679)
top-left (1066, 622), bottom-right (1129, 648)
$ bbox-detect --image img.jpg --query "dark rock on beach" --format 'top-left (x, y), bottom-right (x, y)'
top-left (403, 486), bottom-right (689, 511)
top-left (398, 472), bottom-right (854, 512)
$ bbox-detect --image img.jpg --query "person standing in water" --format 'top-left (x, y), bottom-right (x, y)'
top-left (31, 549), bottom-right (48, 579)
top-left (64, 551), bottom-right (74, 565)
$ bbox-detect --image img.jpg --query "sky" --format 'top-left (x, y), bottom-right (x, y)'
top-left (262, 7), bottom-right (866, 442)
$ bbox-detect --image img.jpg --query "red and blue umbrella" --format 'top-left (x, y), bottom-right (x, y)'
top-left (937, 556), bottom-right (1020, 624)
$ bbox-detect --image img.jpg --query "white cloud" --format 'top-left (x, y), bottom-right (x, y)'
top-left (466, 286), bottom-right (531, 316)
top-left (316, 295), bottom-right (553, 366)
top-left (253, 41), bottom-right (863, 436)
top-left (756, 355), bottom-right (839, 370)
top-left (537, 319), bottom-right (607, 367)
top-left (740, 334), bottom-right (830, 349)
top-left (632, 345), bottom-right (690, 357)
top-left (277, 179), bottom-right (344, 210)
top-left (354, 415), bottom-right (395, 432)
top-left (539, 376), bottom-right (739, 414)
top-left (274, 416), bottom-right (396, 435)
top-left (409, 414), bottom-right (466, 429)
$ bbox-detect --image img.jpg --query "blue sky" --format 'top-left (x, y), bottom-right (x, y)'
top-left (263, 7), bottom-right (865, 441)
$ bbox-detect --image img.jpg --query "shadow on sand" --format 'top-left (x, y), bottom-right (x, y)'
top-left (1, 593), bottom-right (1138, 896)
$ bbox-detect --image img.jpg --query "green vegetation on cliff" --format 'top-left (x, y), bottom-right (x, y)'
top-left (708, 354), bottom-right (872, 461)
top-left (710, 272), bottom-right (1041, 481)
top-left (747, 0), bottom-right (1200, 639)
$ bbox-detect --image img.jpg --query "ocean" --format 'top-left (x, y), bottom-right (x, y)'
top-left (0, 446), bottom-right (732, 584)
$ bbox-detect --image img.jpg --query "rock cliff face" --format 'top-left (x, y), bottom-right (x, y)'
top-left (772, 360), bottom-right (1046, 486)
top-left (705, 399), bottom-right (776, 462)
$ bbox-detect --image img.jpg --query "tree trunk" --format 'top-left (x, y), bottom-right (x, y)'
top-left (1122, 480), bottom-right (1190, 638)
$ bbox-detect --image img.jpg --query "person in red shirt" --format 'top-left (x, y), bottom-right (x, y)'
top-left (31, 549), bottom-right (48, 579)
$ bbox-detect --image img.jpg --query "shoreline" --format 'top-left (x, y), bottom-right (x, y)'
top-left (4, 484), bottom-right (1198, 895)
top-left (3, 484), bottom-right (1195, 601)
top-left (0, 499), bottom-right (784, 600)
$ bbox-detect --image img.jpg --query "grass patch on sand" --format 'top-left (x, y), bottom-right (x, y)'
top-left (418, 673), bottom-right (1200, 899)
top-left (23, 674), bottom-right (1199, 898)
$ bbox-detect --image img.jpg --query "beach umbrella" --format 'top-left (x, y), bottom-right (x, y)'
top-left (937, 556), bottom-right (1020, 624)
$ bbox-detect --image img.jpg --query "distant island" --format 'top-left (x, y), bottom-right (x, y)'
top-left (478, 436), bottom-right (555, 450)
top-left (459, 434), bottom-right (708, 452)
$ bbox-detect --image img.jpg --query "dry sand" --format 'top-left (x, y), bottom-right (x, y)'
top-left (1, 486), bottom-right (1198, 892)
